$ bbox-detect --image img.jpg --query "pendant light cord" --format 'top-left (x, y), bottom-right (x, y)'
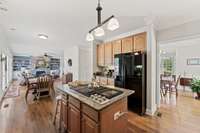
top-left (96, 0), bottom-right (102, 25)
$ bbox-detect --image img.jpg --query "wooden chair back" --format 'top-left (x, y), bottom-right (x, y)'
top-left (37, 76), bottom-right (52, 90)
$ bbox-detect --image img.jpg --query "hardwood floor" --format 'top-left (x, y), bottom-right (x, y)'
top-left (0, 81), bottom-right (58, 133)
top-left (127, 94), bottom-right (200, 133)
top-left (0, 81), bottom-right (200, 133)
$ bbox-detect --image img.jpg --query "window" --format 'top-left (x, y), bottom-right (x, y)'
top-left (160, 52), bottom-right (176, 75)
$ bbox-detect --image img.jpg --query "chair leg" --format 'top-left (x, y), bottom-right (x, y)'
top-left (59, 100), bottom-right (62, 131)
top-left (160, 88), bottom-right (164, 98)
top-left (25, 89), bottom-right (29, 104)
top-left (53, 100), bottom-right (59, 125)
top-left (37, 91), bottom-right (40, 101)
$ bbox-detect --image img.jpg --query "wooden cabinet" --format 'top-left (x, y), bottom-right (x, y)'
top-left (68, 104), bottom-right (81, 133)
top-left (96, 32), bottom-right (146, 67)
top-left (100, 98), bottom-right (127, 133)
top-left (96, 76), bottom-right (114, 85)
top-left (61, 101), bottom-right (68, 130)
top-left (134, 32), bottom-right (146, 52)
top-left (99, 76), bottom-right (107, 85)
top-left (107, 78), bottom-right (114, 86)
top-left (59, 91), bottom-right (128, 133)
top-left (112, 40), bottom-right (121, 63)
top-left (104, 43), bottom-right (113, 66)
top-left (122, 37), bottom-right (133, 53)
top-left (97, 44), bottom-right (105, 66)
top-left (82, 114), bottom-right (99, 133)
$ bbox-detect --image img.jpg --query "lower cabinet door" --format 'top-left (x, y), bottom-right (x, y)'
top-left (61, 101), bottom-right (68, 129)
top-left (82, 114), bottom-right (99, 133)
top-left (68, 104), bottom-right (80, 133)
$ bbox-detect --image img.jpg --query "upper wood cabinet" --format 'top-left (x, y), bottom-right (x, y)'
top-left (134, 32), bottom-right (146, 52)
top-left (112, 40), bottom-right (121, 59)
top-left (104, 42), bottom-right (113, 66)
top-left (97, 44), bottom-right (105, 66)
top-left (121, 36), bottom-right (133, 53)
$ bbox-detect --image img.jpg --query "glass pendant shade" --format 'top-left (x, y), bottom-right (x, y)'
top-left (86, 33), bottom-right (94, 41)
top-left (94, 27), bottom-right (105, 37)
top-left (107, 18), bottom-right (120, 31)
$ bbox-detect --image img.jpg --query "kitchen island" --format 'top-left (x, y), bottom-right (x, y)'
top-left (56, 84), bottom-right (134, 133)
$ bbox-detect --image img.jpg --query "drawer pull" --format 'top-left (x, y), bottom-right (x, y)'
top-left (114, 111), bottom-right (128, 120)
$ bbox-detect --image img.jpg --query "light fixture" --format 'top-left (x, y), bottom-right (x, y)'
top-left (107, 18), bottom-right (120, 31)
top-left (95, 27), bottom-right (104, 37)
top-left (86, 0), bottom-right (119, 41)
top-left (86, 33), bottom-right (94, 41)
top-left (38, 34), bottom-right (48, 39)
top-left (10, 28), bottom-right (16, 31)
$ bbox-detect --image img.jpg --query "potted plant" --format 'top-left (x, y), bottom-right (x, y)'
top-left (191, 78), bottom-right (200, 99)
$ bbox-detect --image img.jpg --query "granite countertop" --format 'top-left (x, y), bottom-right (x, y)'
top-left (56, 84), bottom-right (134, 111)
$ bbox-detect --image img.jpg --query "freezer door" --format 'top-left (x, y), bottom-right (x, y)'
top-left (114, 54), bottom-right (125, 88)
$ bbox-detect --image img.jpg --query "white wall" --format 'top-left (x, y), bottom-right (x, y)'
top-left (63, 46), bottom-right (79, 81)
top-left (79, 45), bottom-right (93, 81)
top-left (160, 38), bottom-right (200, 78)
top-left (0, 26), bottom-right (13, 100)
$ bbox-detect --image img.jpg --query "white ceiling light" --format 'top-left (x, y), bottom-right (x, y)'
top-left (86, 33), bottom-right (94, 41)
top-left (38, 34), bottom-right (48, 39)
top-left (94, 27), bottom-right (104, 37)
top-left (107, 18), bottom-right (120, 31)
top-left (9, 28), bottom-right (16, 31)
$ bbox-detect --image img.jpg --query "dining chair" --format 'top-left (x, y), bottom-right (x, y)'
top-left (36, 76), bottom-right (53, 100)
top-left (160, 74), bottom-right (166, 98)
top-left (25, 78), bottom-right (38, 103)
top-left (170, 75), bottom-right (181, 97)
top-left (160, 74), bottom-right (171, 97)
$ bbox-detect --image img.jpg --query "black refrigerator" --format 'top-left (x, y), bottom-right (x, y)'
top-left (114, 52), bottom-right (146, 115)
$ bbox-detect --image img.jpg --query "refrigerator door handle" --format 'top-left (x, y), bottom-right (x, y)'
top-left (122, 64), bottom-right (126, 88)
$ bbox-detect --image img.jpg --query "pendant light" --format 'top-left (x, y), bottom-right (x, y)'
top-left (94, 27), bottom-right (104, 37)
top-left (86, 0), bottom-right (119, 41)
top-left (107, 18), bottom-right (120, 31)
top-left (86, 33), bottom-right (94, 41)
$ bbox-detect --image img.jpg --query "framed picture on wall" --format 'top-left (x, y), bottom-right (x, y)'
top-left (187, 58), bottom-right (200, 65)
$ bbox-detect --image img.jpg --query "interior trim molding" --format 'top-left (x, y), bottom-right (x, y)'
top-left (104, 26), bottom-right (147, 42)
top-left (145, 106), bottom-right (157, 116)
top-left (158, 33), bottom-right (200, 45)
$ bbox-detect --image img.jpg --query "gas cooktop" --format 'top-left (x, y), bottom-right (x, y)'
top-left (72, 86), bottom-right (123, 104)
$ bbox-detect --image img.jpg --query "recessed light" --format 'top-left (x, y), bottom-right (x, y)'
top-left (38, 34), bottom-right (48, 39)
top-left (10, 28), bottom-right (16, 31)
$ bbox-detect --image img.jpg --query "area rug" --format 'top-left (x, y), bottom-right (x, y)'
top-left (4, 86), bottom-right (20, 99)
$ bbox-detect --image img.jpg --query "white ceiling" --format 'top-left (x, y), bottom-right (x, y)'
top-left (0, 0), bottom-right (200, 55)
